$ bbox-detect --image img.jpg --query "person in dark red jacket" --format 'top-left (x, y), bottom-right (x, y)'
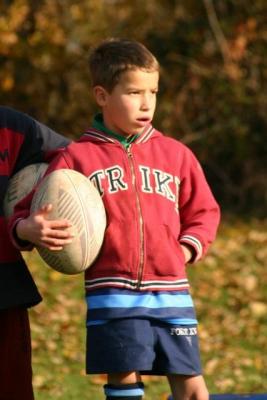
top-left (10, 39), bottom-right (220, 400)
top-left (0, 106), bottom-right (70, 400)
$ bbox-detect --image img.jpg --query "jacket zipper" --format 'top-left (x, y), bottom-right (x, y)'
top-left (127, 146), bottom-right (144, 289)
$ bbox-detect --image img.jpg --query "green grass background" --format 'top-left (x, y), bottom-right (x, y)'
top-left (25, 219), bottom-right (267, 399)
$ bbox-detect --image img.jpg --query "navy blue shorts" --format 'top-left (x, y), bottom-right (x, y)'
top-left (86, 318), bottom-right (202, 376)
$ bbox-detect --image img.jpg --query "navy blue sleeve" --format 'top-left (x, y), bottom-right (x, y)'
top-left (0, 106), bottom-right (71, 174)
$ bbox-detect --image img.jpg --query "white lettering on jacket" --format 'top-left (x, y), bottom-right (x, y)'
top-left (89, 165), bottom-right (180, 207)
top-left (89, 166), bottom-right (128, 195)
top-left (153, 169), bottom-right (176, 201)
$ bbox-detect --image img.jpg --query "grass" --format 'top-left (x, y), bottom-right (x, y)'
top-left (24, 218), bottom-right (267, 399)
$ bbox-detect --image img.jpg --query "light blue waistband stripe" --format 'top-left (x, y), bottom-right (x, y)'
top-left (87, 293), bottom-right (193, 309)
top-left (163, 318), bottom-right (197, 324)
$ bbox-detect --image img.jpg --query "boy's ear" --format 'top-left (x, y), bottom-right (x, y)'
top-left (93, 86), bottom-right (109, 107)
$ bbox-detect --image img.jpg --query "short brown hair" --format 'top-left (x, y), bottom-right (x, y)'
top-left (88, 38), bottom-right (159, 92)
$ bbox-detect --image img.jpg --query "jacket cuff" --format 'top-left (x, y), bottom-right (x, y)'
top-left (10, 218), bottom-right (34, 251)
top-left (179, 235), bottom-right (203, 262)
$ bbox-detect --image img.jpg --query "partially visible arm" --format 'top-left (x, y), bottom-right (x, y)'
top-left (178, 147), bottom-right (220, 263)
top-left (13, 109), bottom-right (71, 173)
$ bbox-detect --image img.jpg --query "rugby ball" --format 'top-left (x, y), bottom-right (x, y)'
top-left (4, 163), bottom-right (48, 217)
top-left (30, 169), bottom-right (106, 275)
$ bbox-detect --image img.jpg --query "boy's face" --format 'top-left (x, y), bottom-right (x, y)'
top-left (94, 68), bottom-right (159, 137)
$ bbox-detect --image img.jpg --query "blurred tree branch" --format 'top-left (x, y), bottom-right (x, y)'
top-left (202, 0), bottom-right (232, 64)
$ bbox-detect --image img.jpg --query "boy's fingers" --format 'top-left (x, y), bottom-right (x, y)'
top-left (32, 205), bottom-right (72, 228)
top-left (47, 229), bottom-right (74, 238)
top-left (49, 220), bottom-right (72, 229)
top-left (37, 203), bottom-right (53, 215)
top-left (43, 238), bottom-right (73, 246)
top-left (37, 237), bottom-right (73, 250)
top-left (35, 204), bottom-right (70, 224)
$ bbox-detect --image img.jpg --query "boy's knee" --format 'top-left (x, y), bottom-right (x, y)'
top-left (168, 374), bottom-right (209, 400)
top-left (108, 371), bottom-right (141, 385)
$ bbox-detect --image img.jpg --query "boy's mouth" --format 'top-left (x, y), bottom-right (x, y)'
top-left (137, 117), bottom-right (150, 123)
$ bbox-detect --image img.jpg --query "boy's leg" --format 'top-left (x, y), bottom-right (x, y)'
top-left (108, 371), bottom-right (141, 384)
top-left (104, 372), bottom-right (144, 399)
top-left (86, 319), bottom-right (153, 399)
top-left (167, 374), bottom-right (209, 400)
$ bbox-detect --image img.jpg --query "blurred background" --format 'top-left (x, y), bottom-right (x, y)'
top-left (1, 0), bottom-right (266, 216)
top-left (1, 1), bottom-right (266, 399)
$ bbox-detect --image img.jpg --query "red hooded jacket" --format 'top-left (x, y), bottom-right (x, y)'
top-left (10, 124), bottom-right (220, 293)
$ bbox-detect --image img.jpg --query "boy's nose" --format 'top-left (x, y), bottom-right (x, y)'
top-left (141, 94), bottom-right (151, 110)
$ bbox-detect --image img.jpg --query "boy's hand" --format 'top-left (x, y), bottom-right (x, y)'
top-left (181, 244), bottom-right (193, 263)
top-left (16, 204), bottom-right (73, 251)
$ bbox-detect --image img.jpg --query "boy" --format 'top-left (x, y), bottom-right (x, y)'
top-left (0, 106), bottom-right (70, 400)
top-left (10, 39), bottom-right (220, 400)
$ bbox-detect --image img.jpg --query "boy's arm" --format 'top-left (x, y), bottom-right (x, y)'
top-left (178, 148), bottom-right (220, 263)
top-left (8, 151), bottom-right (74, 251)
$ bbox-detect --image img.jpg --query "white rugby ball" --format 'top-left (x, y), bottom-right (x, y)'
top-left (30, 169), bottom-right (106, 275)
top-left (4, 163), bottom-right (48, 217)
